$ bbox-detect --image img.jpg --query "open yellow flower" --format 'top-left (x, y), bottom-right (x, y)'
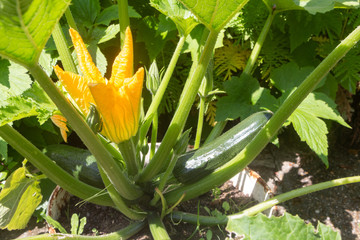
top-left (54, 27), bottom-right (144, 144)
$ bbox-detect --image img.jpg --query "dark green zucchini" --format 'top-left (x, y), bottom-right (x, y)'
top-left (43, 144), bottom-right (104, 188)
top-left (173, 111), bottom-right (272, 184)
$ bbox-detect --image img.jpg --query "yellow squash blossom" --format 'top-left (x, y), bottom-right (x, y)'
top-left (54, 27), bottom-right (144, 144)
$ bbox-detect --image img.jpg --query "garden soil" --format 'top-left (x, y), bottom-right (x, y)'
top-left (1, 126), bottom-right (360, 239)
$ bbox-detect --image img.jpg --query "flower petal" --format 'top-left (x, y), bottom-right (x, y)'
top-left (89, 82), bottom-right (139, 143)
top-left (109, 27), bottom-right (133, 88)
top-left (54, 65), bottom-right (94, 115)
top-left (51, 114), bottom-right (69, 143)
top-left (69, 28), bottom-right (105, 83)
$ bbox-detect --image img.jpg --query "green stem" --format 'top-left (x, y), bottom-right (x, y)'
top-left (98, 167), bottom-right (146, 220)
top-left (64, 8), bottom-right (79, 32)
top-left (150, 109), bottom-right (158, 159)
top-left (18, 221), bottom-right (146, 240)
top-left (243, 12), bottom-right (275, 75)
top-left (52, 22), bottom-right (78, 74)
top-left (29, 64), bottom-right (142, 200)
top-left (164, 25), bottom-right (360, 204)
top-left (170, 176), bottom-right (360, 225)
top-left (150, 153), bottom-right (178, 206)
top-left (138, 31), bottom-right (219, 182)
top-left (194, 97), bottom-right (206, 149)
top-left (148, 213), bottom-right (171, 240)
top-left (231, 175), bottom-right (360, 218)
top-left (118, 139), bottom-right (138, 176)
top-left (139, 36), bottom-right (186, 142)
top-left (118, 0), bottom-right (130, 48)
top-left (0, 124), bottom-right (114, 207)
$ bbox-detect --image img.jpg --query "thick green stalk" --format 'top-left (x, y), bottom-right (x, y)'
top-left (64, 8), bottom-right (79, 32)
top-left (148, 213), bottom-right (171, 240)
top-left (0, 124), bottom-right (114, 207)
top-left (164, 25), bottom-right (360, 204)
top-left (118, 0), bottom-right (130, 48)
top-left (170, 176), bottom-right (360, 225)
top-left (138, 31), bottom-right (219, 182)
top-left (18, 221), bottom-right (146, 240)
top-left (118, 139), bottom-right (138, 176)
top-left (52, 22), bottom-right (78, 74)
top-left (139, 36), bottom-right (186, 141)
top-left (29, 64), bottom-right (142, 200)
top-left (194, 97), bottom-right (206, 149)
top-left (243, 12), bottom-right (275, 75)
top-left (150, 109), bottom-right (158, 159)
top-left (98, 167), bottom-right (146, 220)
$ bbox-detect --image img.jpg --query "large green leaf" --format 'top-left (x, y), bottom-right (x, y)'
top-left (0, 0), bottom-right (70, 66)
top-left (0, 59), bottom-right (32, 104)
top-left (151, 0), bottom-right (199, 36)
top-left (287, 92), bottom-right (350, 167)
top-left (179, 0), bottom-right (249, 31)
top-left (0, 81), bottom-right (57, 127)
top-left (226, 212), bottom-right (341, 239)
top-left (262, 0), bottom-right (359, 14)
top-left (0, 167), bottom-right (42, 230)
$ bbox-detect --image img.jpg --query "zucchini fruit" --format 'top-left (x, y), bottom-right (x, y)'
top-left (173, 111), bottom-right (272, 184)
top-left (43, 144), bottom-right (104, 188)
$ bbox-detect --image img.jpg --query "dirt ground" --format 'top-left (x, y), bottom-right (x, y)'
top-left (1, 125), bottom-right (360, 239)
top-left (249, 126), bottom-right (360, 240)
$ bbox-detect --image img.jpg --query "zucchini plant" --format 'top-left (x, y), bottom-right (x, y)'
top-left (0, 0), bottom-right (359, 239)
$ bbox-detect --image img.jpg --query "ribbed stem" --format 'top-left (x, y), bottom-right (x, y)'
top-left (194, 97), bottom-right (206, 149)
top-left (118, 138), bottom-right (138, 176)
top-left (139, 36), bottom-right (186, 142)
top-left (138, 31), bottom-right (219, 182)
top-left (64, 8), bottom-right (79, 32)
top-left (148, 213), bottom-right (171, 240)
top-left (118, 0), bottom-right (130, 48)
top-left (52, 22), bottom-right (78, 73)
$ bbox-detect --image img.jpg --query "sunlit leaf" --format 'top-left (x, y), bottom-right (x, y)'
top-left (0, 0), bottom-right (70, 66)
top-left (179, 0), bottom-right (249, 31)
top-left (226, 212), bottom-right (340, 239)
top-left (151, 0), bottom-right (199, 36)
top-left (0, 167), bottom-right (42, 230)
top-left (262, 0), bottom-right (359, 14)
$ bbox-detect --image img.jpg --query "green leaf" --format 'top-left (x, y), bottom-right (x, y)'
top-left (0, 59), bottom-right (32, 104)
top-left (226, 212), bottom-right (339, 239)
top-left (38, 50), bottom-right (57, 77)
top-left (262, 0), bottom-right (359, 14)
top-left (216, 74), bottom-right (260, 121)
top-left (136, 16), bottom-right (177, 60)
top-left (289, 107), bottom-right (329, 166)
top-left (0, 167), bottom-right (42, 230)
top-left (71, 213), bottom-right (79, 235)
top-left (96, 5), bottom-right (141, 26)
top-left (179, 0), bottom-right (249, 31)
top-left (0, 81), bottom-right (57, 127)
top-left (150, 0), bottom-right (199, 36)
top-left (0, 0), bottom-right (70, 66)
top-left (286, 91), bottom-right (349, 167)
top-left (0, 137), bottom-right (7, 162)
top-left (317, 222), bottom-right (341, 240)
top-left (70, 0), bottom-right (100, 28)
top-left (92, 24), bottom-right (120, 44)
top-left (271, 62), bottom-right (314, 92)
